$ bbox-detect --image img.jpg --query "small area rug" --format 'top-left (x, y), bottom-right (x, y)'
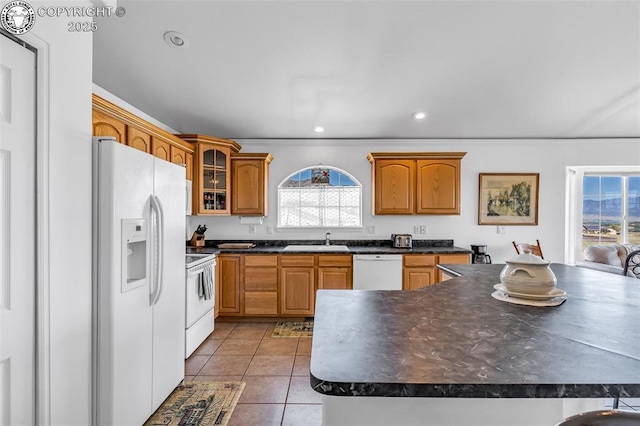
top-left (271, 321), bottom-right (314, 337)
top-left (144, 381), bottom-right (245, 426)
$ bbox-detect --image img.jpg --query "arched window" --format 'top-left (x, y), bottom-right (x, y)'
top-left (278, 166), bottom-right (362, 228)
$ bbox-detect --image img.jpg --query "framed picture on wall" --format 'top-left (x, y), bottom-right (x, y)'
top-left (478, 173), bottom-right (539, 225)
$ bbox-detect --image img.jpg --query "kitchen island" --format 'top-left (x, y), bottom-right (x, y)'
top-left (310, 263), bottom-right (640, 425)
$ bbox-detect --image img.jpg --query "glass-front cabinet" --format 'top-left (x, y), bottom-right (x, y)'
top-left (178, 134), bottom-right (241, 215)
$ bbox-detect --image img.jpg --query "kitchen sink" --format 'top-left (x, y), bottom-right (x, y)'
top-left (282, 245), bottom-right (350, 252)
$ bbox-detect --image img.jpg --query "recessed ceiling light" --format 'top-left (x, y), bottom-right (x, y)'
top-left (314, 126), bottom-right (324, 133)
top-left (412, 111), bottom-right (428, 120)
top-left (164, 31), bottom-right (189, 48)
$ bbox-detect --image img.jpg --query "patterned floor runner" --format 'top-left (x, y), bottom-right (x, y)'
top-left (144, 381), bottom-right (245, 426)
top-left (271, 321), bottom-right (314, 337)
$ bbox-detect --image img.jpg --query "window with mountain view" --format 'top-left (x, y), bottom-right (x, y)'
top-left (582, 175), bottom-right (640, 247)
top-left (278, 166), bottom-right (362, 228)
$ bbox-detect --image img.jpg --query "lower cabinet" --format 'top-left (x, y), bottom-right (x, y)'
top-left (280, 256), bottom-right (315, 315)
top-left (216, 253), bottom-right (352, 317)
top-left (318, 255), bottom-right (353, 290)
top-left (402, 254), bottom-right (470, 290)
top-left (217, 254), bottom-right (241, 315)
top-left (243, 255), bottom-right (278, 315)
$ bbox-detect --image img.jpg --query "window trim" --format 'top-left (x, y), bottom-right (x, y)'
top-left (277, 165), bottom-right (363, 229)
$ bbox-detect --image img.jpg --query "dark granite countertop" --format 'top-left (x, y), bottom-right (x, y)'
top-left (310, 263), bottom-right (640, 399)
top-left (186, 239), bottom-right (473, 255)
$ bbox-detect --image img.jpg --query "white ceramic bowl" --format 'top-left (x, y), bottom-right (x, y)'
top-left (500, 249), bottom-right (557, 295)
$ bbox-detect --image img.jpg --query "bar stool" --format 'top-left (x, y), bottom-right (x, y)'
top-left (555, 409), bottom-right (640, 425)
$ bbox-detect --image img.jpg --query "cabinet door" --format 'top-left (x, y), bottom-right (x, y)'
top-left (318, 268), bottom-right (352, 290)
top-left (231, 159), bottom-right (266, 215)
top-left (403, 267), bottom-right (436, 290)
top-left (416, 159), bottom-right (460, 214)
top-left (217, 255), bottom-right (240, 314)
top-left (374, 160), bottom-right (415, 214)
top-left (152, 137), bottom-right (171, 161)
top-left (92, 109), bottom-right (126, 143)
top-left (436, 254), bottom-right (470, 282)
top-left (197, 143), bottom-right (230, 215)
top-left (280, 267), bottom-right (315, 315)
top-left (170, 145), bottom-right (189, 179)
top-left (127, 126), bottom-right (151, 153)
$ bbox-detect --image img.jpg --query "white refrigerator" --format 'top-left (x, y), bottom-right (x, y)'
top-left (92, 137), bottom-right (185, 425)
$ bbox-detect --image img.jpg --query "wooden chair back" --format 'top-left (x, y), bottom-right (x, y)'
top-left (512, 240), bottom-right (544, 259)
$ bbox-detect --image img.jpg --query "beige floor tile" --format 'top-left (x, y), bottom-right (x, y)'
top-left (227, 404), bottom-right (285, 426)
top-left (244, 355), bottom-right (295, 376)
top-left (262, 322), bottom-right (277, 338)
top-left (214, 339), bottom-right (261, 356)
top-left (282, 404), bottom-right (322, 426)
top-left (210, 322), bottom-right (237, 339)
top-left (286, 376), bottom-right (323, 404)
top-left (184, 375), bottom-right (195, 381)
top-left (191, 338), bottom-right (223, 356)
top-left (199, 355), bottom-right (252, 376)
top-left (296, 338), bottom-right (312, 355)
top-left (238, 376), bottom-right (291, 404)
top-left (190, 375), bottom-right (244, 382)
top-left (227, 324), bottom-right (269, 340)
top-left (256, 338), bottom-right (299, 356)
top-left (184, 354), bottom-right (210, 376)
top-left (292, 355), bottom-right (310, 376)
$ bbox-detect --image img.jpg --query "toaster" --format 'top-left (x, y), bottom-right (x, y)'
top-left (391, 234), bottom-right (413, 248)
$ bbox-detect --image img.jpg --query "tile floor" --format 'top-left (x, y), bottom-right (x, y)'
top-left (185, 321), bottom-right (322, 426)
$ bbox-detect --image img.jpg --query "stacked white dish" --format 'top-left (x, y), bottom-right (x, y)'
top-left (493, 249), bottom-right (566, 306)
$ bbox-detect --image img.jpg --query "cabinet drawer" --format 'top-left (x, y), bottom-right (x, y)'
top-left (244, 292), bottom-right (277, 315)
top-left (280, 255), bottom-right (315, 267)
top-left (318, 255), bottom-right (352, 267)
top-left (245, 255), bottom-right (278, 267)
top-left (244, 268), bottom-right (278, 291)
top-left (403, 255), bottom-right (436, 267)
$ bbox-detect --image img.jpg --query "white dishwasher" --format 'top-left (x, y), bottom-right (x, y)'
top-left (353, 254), bottom-right (403, 290)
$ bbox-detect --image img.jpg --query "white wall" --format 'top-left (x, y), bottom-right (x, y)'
top-left (189, 138), bottom-right (640, 263)
top-left (25, 1), bottom-right (93, 424)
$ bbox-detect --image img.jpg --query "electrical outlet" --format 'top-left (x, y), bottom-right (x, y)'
top-left (420, 225), bottom-right (427, 234)
top-left (249, 225), bottom-right (257, 234)
top-left (366, 225), bottom-right (376, 234)
top-left (497, 226), bottom-right (507, 234)
top-left (413, 225), bottom-right (420, 234)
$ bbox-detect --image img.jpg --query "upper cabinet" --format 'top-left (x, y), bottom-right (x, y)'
top-left (231, 153), bottom-right (273, 216)
top-left (368, 152), bottom-right (466, 215)
top-left (177, 134), bottom-right (241, 216)
top-left (91, 94), bottom-right (195, 181)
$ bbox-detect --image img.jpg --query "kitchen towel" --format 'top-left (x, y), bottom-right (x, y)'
top-left (199, 265), bottom-right (214, 300)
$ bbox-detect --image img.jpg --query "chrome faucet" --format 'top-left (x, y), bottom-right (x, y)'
top-left (325, 231), bottom-right (331, 246)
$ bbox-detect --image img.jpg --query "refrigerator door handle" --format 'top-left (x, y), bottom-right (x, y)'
top-left (150, 194), bottom-right (165, 305)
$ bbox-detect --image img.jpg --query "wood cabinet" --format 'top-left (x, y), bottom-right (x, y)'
top-left (402, 253), bottom-right (470, 290)
top-left (178, 134), bottom-right (241, 216)
top-left (368, 152), bottom-right (466, 215)
top-left (243, 255), bottom-right (278, 315)
top-left (403, 255), bottom-right (437, 290)
top-left (280, 256), bottom-right (315, 315)
top-left (91, 94), bottom-right (195, 180)
top-left (92, 109), bottom-right (126, 143)
top-left (317, 255), bottom-right (353, 290)
top-left (215, 253), bottom-right (353, 317)
top-left (436, 254), bottom-right (471, 282)
top-left (216, 254), bottom-right (241, 314)
top-left (126, 126), bottom-right (151, 153)
top-left (231, 153), bottom-right (273, 216)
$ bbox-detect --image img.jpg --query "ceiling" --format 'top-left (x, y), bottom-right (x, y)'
top-left (93, 0), bottom-right (640, 140)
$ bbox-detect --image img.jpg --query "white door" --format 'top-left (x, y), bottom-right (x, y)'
top-left (0, 34), bottom-right (37, 425)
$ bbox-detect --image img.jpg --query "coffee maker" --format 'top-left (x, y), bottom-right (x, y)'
top-left (471, 245), bottom-right (492, 264)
